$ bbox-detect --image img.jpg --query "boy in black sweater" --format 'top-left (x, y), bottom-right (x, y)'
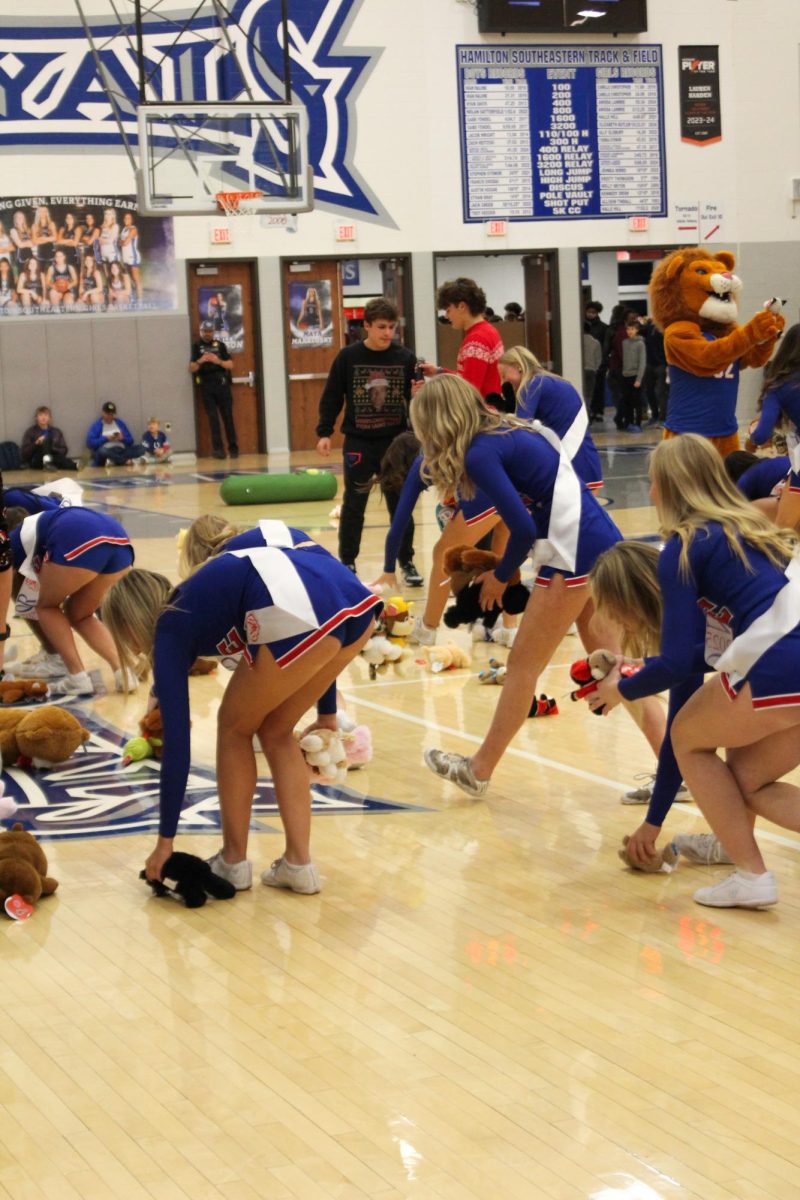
top-left (316, 298), bottom-right (421, 582)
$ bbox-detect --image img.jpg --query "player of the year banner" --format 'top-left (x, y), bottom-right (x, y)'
top-left (456, 44), bottom-right (666, 223)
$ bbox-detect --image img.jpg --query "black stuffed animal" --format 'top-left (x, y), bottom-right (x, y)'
top-left (139, 851), bottom-right (237, 908)
top-left (442, 544), bottom-right (530, 630)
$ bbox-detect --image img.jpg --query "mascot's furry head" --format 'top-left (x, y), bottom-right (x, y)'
top-left (649, 247), bottom-right (742, 333)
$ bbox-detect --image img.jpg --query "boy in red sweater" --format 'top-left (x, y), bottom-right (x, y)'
top-left (421, 277), bottom-right (504, 399)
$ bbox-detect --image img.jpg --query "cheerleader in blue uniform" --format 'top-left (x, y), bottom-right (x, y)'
top-left (413, 375), bottom-right (625, 797)
top-left (590, 435), bottom-right (800, 909)
top-left (747, 323), bottom-right (800, 531)
top-left (7, 506), bottom-right (134, 695)
top-left (499, 346), bottom-right (603, 490)
top-left (369, 450), bottom-right (502, 644)
top-left (102, 548), bottom-right (382, 892)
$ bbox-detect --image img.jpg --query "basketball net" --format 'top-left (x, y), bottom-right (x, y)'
top-left (215, 190), bottom-right (264, 217)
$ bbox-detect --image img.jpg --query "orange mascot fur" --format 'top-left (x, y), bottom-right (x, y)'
top-left (648, 247), bottom-right (784, 455)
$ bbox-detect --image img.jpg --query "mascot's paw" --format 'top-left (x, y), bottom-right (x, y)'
top-left (748, 309), bottom-right (783, 343)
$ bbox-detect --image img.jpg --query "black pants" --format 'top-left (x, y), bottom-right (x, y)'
top-left (201, 377), bottom-right (238, 455)
top-left (25, 447), bottom-right (76, 470)
top-left (590, 363), bottom-right (608, 418)
top-left (339, 435), bottom-right (414, 568)
top-left (645, 363), bottom-right (668, 423)
top-left (622, 377), bottom-right (643, 428)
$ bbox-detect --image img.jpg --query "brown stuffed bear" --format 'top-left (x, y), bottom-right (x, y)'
top-left (618, 834), bottom-right (678, 875)
top-left (0, 679), bottom-right (49, 705)
top-left (0, 823), bottom-right (59, 907)
top-left (0, 705), bottom-right (90, 767)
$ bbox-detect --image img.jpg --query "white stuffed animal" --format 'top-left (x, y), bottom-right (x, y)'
top-left (297, 729), bottom-right (348, 785)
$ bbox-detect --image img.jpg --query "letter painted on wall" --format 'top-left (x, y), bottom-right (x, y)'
top-left (0, 195), bottom-right (175, 315)
top-left (0, 2), bottom-right (382, 219)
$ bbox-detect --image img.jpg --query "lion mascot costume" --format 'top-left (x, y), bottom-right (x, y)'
top-left (649, 247), bottom-right (784, 455)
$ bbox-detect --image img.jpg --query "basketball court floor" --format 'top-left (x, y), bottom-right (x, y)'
top-left (2, 431), bottom-right (800, 1200)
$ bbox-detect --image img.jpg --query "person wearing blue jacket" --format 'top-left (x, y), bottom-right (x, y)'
top-left (86, 401), bottom-right (144, 466)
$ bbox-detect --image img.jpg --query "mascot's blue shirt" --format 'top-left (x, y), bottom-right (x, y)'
top-left (665, 332), bottom-right (740, 438)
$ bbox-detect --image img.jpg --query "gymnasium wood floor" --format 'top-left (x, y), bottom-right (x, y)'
top-left (2, 434), bottom-right (800, 1200)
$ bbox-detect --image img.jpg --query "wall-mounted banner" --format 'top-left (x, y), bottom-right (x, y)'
top-left (679, 47), bottom-right (721, 146)
top-left (198, 284), bottom-right (244, 353)
top-left (0, 4), bottom-right (381, 220)
top-left (456, 44), bottom-right (666, 223)
top-left (0, 196), bottom-right (175, 316)
top-left (289, 280), bottom-right (334, 348)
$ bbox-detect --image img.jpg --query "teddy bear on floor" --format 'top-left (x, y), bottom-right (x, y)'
top-left (419, 643), bottom-right (472, 674)
top-left (618, 835), bottom-right (679, 875)
top-left (380, 596), bottom-right (414, 643)
top-left (140, 852), bottom-right (237, 908)
top-left (441, 545), bottom-right (529, 632)
top-left (0, 823), bottom-right (59, 909)
top-left (0, 679), bottom-right (49, 705)
top-left (361, 634), bottom-right (414, 680)
top-left (0, 705), bottom-right (90, 767)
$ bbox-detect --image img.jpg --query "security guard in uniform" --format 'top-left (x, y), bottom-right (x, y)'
top-left (189, 319), bottom-right (239, 459)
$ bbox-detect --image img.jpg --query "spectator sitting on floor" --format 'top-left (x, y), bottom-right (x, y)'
top-left (86, 401), bottom-right (145, 467)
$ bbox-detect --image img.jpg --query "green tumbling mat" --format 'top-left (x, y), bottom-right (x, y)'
top-left (220, 469), bottom-right (338, 505)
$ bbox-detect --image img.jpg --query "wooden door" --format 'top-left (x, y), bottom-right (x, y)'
top-left (283, 260), bottom-right (344, 450)
top-left (188, 260), bottom-right (262, 455)
top-left (380, 257), bottom-right (414, 348)
top-left (523, 252), bottom-right (560, 374)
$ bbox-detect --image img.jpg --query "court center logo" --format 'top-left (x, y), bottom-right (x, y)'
top-left (0, 0), bottom-right (383, 219)
top-left (2, 709), bottom-right (421, 841)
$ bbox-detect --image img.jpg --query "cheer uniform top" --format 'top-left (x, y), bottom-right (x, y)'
top-left (750, 378), bottom-right (800, 489)
top-left (383, 455), bottom-right (496, 573)
top-left (665, 332), bottom-right (740, 438)
top-left (4, 489), bottom-right (62, 515)
top-left (10, 507), bottom-right (133, 577)
top-left (516, 374), bottom-right (603, 489)
top-left (736, 456), bottom-right (791, 500)
top-left (152, 547), bottom-right (382, 837)
top-left (619, 523), bottom-right (800, 710)
top-left (463, 425), bottom-right (620, 585)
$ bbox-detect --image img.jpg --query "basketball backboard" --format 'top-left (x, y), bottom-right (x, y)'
top-left (136, 102), bottom-right (313, 216)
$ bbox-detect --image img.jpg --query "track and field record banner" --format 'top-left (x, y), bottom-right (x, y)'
top-left (456, 44), bottom-right (666, 223)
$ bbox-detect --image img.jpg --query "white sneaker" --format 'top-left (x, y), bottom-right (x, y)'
top-left (491, 626), bottom-right (517, 648)
top-left (9, 651), bottom-right (67, 680)
top-left (408, 616), bottom-right (437, 647)
top-left (206, 850), bottom-right (252, 891)
top-left (114, 666), bottom-right (139, 692)
top-left (694, 869), bottom-right (778, 909)
top-left (261, 857), bottom-right (321, 894)
top-left (48, 670), bottom-right (94, 696)
top-left (621, 774), bottom-right (691, 805)
top-left (471, 622), bottom-right (493, 644)
top-left (672, 832), bottom-right (733, 865)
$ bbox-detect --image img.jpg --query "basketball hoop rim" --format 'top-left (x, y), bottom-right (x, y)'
top-left (215, 189), bottom-right (265, 215)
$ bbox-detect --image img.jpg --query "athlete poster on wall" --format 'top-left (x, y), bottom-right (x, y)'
top-left (198, 284), bottom-right (244, 352)
top-left (678, 47), bottom-right (722, 146)
top-left (0, 195), bottom-right (175, 315)
top-left (289, 279), bottom-right (334, 348)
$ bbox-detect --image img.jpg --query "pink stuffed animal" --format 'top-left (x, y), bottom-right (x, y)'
top-left (343, 725), bottom-right (372, 770)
